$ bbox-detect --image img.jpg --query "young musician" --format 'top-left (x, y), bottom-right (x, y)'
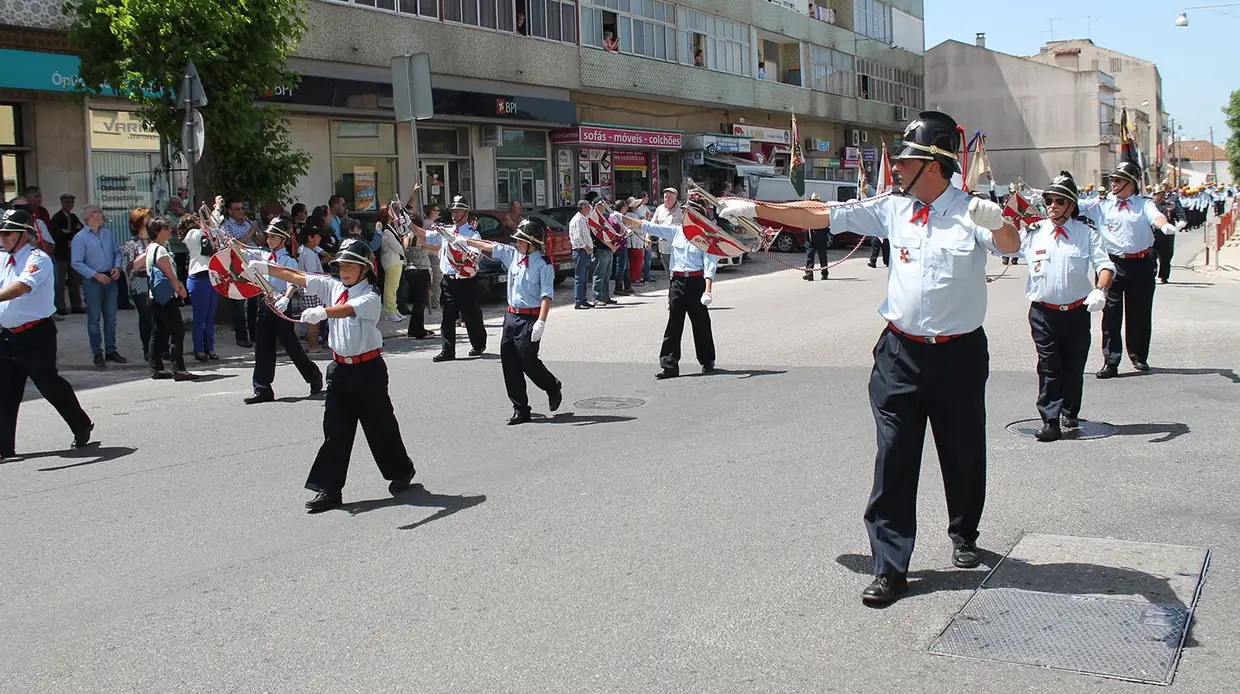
top-left (461, 218), bottom-right (562, 425)
top-left (1020, 172), bottom-right (1114, 442)
top-left (424, 196), bottom-right (486, 362)
top-left (247, 238), bottom-right (416, 513)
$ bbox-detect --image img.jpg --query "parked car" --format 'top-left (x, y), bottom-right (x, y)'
top-left (469, 210), bottom-right (575, 287)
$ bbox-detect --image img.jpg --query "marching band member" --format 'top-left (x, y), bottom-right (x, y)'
top-left (622, 194), bottom-right (718, 379)
top-left (249, 238), bottom-right (416, 513)
top-left (0, 209), bottom-right (94, 457)
top-left (460, 218), bottom-right (563, 425)
top-left (1151, 185), bottom-right (1186, 285)
top-left (1020, 172), bottom-right (1114, 442)
top-left (237, 218), bottom-right (323, 404)
top-left (427, 196), bottom-right (486, 362)
top-left (717, 110), bottom-right (1021, 606)
top-left (1078, 161), bottom-right (1179, 378)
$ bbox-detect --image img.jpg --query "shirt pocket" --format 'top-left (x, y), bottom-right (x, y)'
top-left (933, 229), bottom-right (977, 282)
top-left (888, 231), bottom-right (923, 275)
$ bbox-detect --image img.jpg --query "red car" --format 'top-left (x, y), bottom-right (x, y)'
top-left (466, 210), bottom-right (575, 286)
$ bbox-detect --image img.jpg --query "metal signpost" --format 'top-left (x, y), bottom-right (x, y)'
top-left (391, 53), bottom-right (434, 212)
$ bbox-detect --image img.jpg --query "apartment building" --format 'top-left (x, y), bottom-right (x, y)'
top-left (0, 0), bottom-right (925, 222)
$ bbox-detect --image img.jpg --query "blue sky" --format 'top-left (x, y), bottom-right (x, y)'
top-left (923, 0), bottom-right (1236, 143)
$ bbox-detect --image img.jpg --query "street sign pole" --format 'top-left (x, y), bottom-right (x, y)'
top-left (179, 60), bottom-right (208, 207)
top-left (392, 53), bottom-right (434, 213)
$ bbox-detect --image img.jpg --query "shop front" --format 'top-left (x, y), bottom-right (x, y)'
top-left (681, 133), bottom-right (777, 197)
top-left (729, 123), bottom-right (793, 172)
top-left (549, 124), bottom-right (684, 206)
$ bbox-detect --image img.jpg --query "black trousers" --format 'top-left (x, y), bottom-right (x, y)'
top-left (1215, 201), bottom-right (1225, 216)
top-left (404, 268), bottom-right (432, 338)
top-left (501, 312), bottom-right (560, 414)
top-left (1152, 231), bottom-right (1175, 281)
top-left (149, 299), bottom-right (186, 372)
top-left (232, 297), bottom-right (258, 342)
top-left (1101, 254), bottom-right (1155, 367)
top-left (869, 238), bottom-right (890, 266)
top-left (660, 274), bottom-right (715, 372)
top-left (1029, 303), bottom-right (1091, 422)
top-left (805, 229), bottom-right (830, 276)
top-left (252, 303), bottom-right (321, 396)
top-left (440, 276), bottom-right (486, 356)
top-left (0, 319), bottom-right (91, 454)
top-left (305, 357), bottom-right (414, 495)
top-left (864, 327), bottom-right (988, 577)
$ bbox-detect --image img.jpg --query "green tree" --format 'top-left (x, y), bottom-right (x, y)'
top-left (65, 0), bottom-right (310, 206)
top-left (1225, 89), bottom-right (1240, 184)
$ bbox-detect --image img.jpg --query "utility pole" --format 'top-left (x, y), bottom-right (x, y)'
top-left (1209, 126), bottom-right (1218, 184)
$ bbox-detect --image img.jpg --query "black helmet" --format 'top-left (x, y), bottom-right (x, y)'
top-left (684, 191), bottom-right (708, 216)
top-left (448, 195), bottom-right (471, 212)
top-left (895, 110), bottom-right (962, 173)
top-left (330, 237), bottom-right (374, 275)
top-left (1111, 161), bottom-right (1142, 188)
top-left (1044, 171), bottom-right (1079, 204)
top-left (512, 217), bottom-right (546, 247)
top-left (0, 208), bottom-right (37, 236)
top-left (264, 216), bottom-right (291, 240)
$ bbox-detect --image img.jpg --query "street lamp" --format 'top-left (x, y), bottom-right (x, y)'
top-left (1175, 4), bottom-right (1240, 26)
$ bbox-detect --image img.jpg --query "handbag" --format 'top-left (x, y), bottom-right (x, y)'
top-left (149, 249), bottom-right (176, 305)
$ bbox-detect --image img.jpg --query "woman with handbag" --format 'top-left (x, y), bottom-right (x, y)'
top-left (145, 218), bottom-right (198, 381)
top-left (181, 214), bottom-right (219, 361)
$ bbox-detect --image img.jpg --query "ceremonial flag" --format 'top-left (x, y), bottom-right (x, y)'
top-left (1002, 190), bottom-right (1043, 227)
top-left (683, 208), bottom-right (748, 258)
top-left (965, 134), bottom-right (992, 193)
top-left (857, 156), bottom-right (868, 199)
top-left (789, 114), bottom-right (805, 197)
top-left (1119, 107), bottom-right (1139, 169)
top-left (875, 143), bottom-right (893, 196)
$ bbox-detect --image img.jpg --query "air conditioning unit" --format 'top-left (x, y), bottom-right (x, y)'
top-left (849, 129), bottom-right (861, 147)
top-left (895, 105), bottom-right (908, 121)
top-left (861, 131), bottom-right (870, 144)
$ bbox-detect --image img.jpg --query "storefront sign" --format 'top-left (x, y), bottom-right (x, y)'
top-left (0, 49), bottom-right (154, 96)
top-left (862, 147), bottom-right (878, 162)
top-left (612, 151), bottom-right (648, 171)
top-left (820, 157), bottom-right (842, 168)
top-left (685, 151), bottom-right (705, 166)
top-left (700, 134), bottom-right (749, 154)
top-left (811, 138), bottom-right (832, 152)
top-left (353, 166), bottom-right (378, 212)
top-left (90, 110), bottom-right (160, 151)
top-left (730, 124), bottom-right (792, 145)
top-left (552, 125), bottom-right (683, 149)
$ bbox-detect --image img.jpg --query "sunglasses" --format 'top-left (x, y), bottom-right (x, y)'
top-left (1044, 196), bottom-right (1070, 206)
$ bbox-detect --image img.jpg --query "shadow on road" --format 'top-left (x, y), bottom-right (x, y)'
top-left (1112, 422), bottom-right (1191, 443)
top-left (1149, 367), bottom-right (1240, 384)
top-left (532, 412), bottom-right (637, 426)
top-left (340, 484), bottom-right (487, 531)
top-left (688, 368), bottom-right (789, 379)
top-left (0, 443), bottom-right (138, 471)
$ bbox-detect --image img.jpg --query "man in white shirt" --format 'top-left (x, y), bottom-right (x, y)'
top-left (651, 188), bottom-right (682, 277)
top-left (567, 200), bottom-right (593, 309)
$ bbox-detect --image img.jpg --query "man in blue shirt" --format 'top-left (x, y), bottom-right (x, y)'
top-left (70, 205), bottom-right (127, 367)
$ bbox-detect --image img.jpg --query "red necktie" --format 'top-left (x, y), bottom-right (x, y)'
top-left (268, 252), bottom-right (276, 262)
top-left (1118, 199), bottom-right (1130, 212)
top-left (5, 256), bottom-right (13, 268)
top-left (335, 290), bottom-right (348, 306)
top-left (517, 254), bottom-right (528, 268)
top-left (909, 203), bottom-right (930, 226)
top-left (1053, 226), bottom-right (1068, 241)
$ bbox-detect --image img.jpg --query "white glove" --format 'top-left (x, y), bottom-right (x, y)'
top-left (1085, 288), bottom-right (1106, 312)
top-left (716, 199), bottom-right (757, 221)
top-left (967, 197), bottom-right (1006, 231)
top-left (300, 306), bottom-right (328, 324)
top-left (273, 296), bottom-right (290, 314)
top-left (700, 292), bottom-right (713, 307)
top-left (531, 319), bottom-right (545, 342)
top-left (1175, 219), bottom-right (1187, 231)
top-left (1161, 223), bottom-right (1177, 236)
top-left (246, 259), bottom-right (269, 275)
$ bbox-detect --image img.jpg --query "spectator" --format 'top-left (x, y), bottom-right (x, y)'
top-left (376, 205), bottom-right (406, 322)
top-left (49, 192), bottom-right (84, 314)
top-left (604, 32), bottom-right (619, 52)
top-left (424, 203), bottom-right (442, 310)
top-left (144, 217), bottom-right (196, 381)
top-left (609, 198), bottom-right (632, 296)
top-left (297, 224), bottom-right (327, 352)
top-left (220, 198), bottom-right (259, 347)
top-left (516, 10), bottom-right (528, 35)
top-left (121, 207), bottom-right (155, 361)
top-left (180, 213), bottom-right (218, 362)
top-left (307, 205), bottom-right (338, 256)
top-left (403, 211), bottom-right (435, 340)
top-left (71, 204), bottom-right (127, 367)
top-left (568, 200), bottom-right (593, 309)
top-left (624, 197), bottom-right (646, 288)
top-left (326, 195), bottom-right (349, 239)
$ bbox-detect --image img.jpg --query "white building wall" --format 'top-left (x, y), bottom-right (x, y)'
top-left (286, 116), bottom-right (331, 208)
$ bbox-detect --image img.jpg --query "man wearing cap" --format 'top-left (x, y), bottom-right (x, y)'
top-left (1019, 172), bottom-right (1114, 442)
top-left (49, 193), bottom-right (84, 315)
top-left (427, 195), bottom-right (486, 361)
top-left (1078, 161), bottom-right (1179, 378)
top-left (717, 110), bottom-right (1021, 605)
top-left (234, 217), bottom-right (322, 404)
top-left (651, 188), bottom-right (682, 278)
top-left (0, 209), bottom-right (94, 457)
top-left (1151, 185), bottom-right (1186, 285)
top-left (71, 204), bottom-right (127, 367)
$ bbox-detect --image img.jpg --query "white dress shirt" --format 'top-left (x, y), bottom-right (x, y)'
top-left (1021, 219), bottom-right (1115, 305)
top-left (832, 186), bottom-right (999, 337)
top-left (641, 221), bottom-right (719, 280)
top-left (0, 244), bottom-right (55, 327)
top-left (1078, 194), bottom-right (1159, 255)
top-left (305, 275), bottom-right (382, 356)
top-left (651, 204), bottom-right (682, 255)
top-left (184, 228), bottom-right (212, 275)
top-left (568, 212), bottom-right (592, 251)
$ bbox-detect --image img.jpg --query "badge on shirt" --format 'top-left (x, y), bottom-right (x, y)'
top-left (1035, 249), bottom-right (1047, 255)
top-left (26, 264), bottom-right (38, 274)
top-left (1032, 260), bottom-right (1043, 274)
top-left (898, 248), bottom-right (911, 263)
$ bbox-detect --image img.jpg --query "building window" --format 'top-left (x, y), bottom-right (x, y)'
top-left (331, 121), bottom-right (398, 213)
top-left (336, 0), bottom-right (439, 18)
top-left (856, 58), bottom-right (922, 109)
top-left (678, 8), bottom-right (751, 76)
top-left (445, 0), bottom-right (515, 30)
top-left (581, 0), bottom-right (678, 63)
top-left (495, 129), bottom-right (548, 208)
top-left (810, 45), bottom-right (855, 97)
top-left (520, 0), bottom-right (576, 42)
top-left (854, 0), bottom-right (892, 43)
top-left (0, 104), bottom-right (24, 201)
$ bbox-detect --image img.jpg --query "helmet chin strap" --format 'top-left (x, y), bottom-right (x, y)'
top-left (897, 160), bottom-right (930, 197)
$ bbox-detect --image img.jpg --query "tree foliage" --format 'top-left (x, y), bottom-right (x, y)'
top-left (1224, 90), bottom-right (1240, 184)
top-left (65, 0), bottom-right (310, 205)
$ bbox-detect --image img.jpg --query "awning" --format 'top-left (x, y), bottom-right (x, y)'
top-left (705, 154), bottom-right (777, 177)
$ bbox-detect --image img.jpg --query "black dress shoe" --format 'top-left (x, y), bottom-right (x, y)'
top-left (548, 384), bottom-right (563, 412)
top-left (173, 371), bottom-right (200, 382)
top-left (507, 409), bottom-right (531, 425)
top-left (803, 273), bottom-right (814, 281)
top-left (655, 369), bottom-right (679, 380)
top-left (821, 272), bottom-right (829, 280)
top-left (310, 376), bottom-right (324, 395)
top-left (93, 354), bottom-right (107, 368)
top-left (432, 352), bottom-right (455, 362)
top-left (1061, 416), bottom-right (1080, 429)
top-left (244, 392), bottom-right (274, 405)
top-left (105, 351), bottom-right (128, 364)
top-left (701, 363), bottom-right (715, 374)
top-left (388, 468), bottom-right (416, 494)
top-left (1096, 364), bottom-right (1118, 379)
top-left (861, 574), bottom-right (908, 606)
top-left (151, 370), bottom-right (174, 380)
top-left (305, 491), bottom-right (342, 513)
top-left (1131, 360), bottom-right (1150, 372)
top-left (468, 348), bottom-right (485, 357)
top-left (1034, 421), bottom-right (1062, 442)
top-left (575, 303), bottom-right (592, 310)
top-left (953, 542), bottom-right (982, 568)
top-left (71, 421), bottom-right (94, 449)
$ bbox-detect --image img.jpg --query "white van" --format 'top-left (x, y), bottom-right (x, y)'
top-left (747, 176), bottom-right (860, 252)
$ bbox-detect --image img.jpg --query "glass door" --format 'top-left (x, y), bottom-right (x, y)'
top-left (422, 162), bottom-right (449, 219)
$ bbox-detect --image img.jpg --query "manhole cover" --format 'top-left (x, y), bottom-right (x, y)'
top-left (1007, 418), bottom-right (1115, 440)
top-left (573, 397), bottom-right (645, 410)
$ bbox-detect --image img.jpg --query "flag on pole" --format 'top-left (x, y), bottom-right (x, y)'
top-left (875, 143), bottom-right (893, 196)
top-left (965, 134), bottom-right (992, 192)
top-left (789, 114), bottom-right (805, 197)
top-left (857, 153), bottom-right (868, 199)
top-left (1118, 107), bottom-right (1139, 168)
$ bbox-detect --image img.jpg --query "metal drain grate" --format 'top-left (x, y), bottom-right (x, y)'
top-left (1006, 418), bottom-right (1116, 440)
top-left (929, 588), bottom-right (1189, 685)
top-left (572, 397), bottom-right (645, 410)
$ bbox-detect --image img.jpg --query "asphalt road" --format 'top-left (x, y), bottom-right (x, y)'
top-left (2, 232), bottom-right (1238, 693)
